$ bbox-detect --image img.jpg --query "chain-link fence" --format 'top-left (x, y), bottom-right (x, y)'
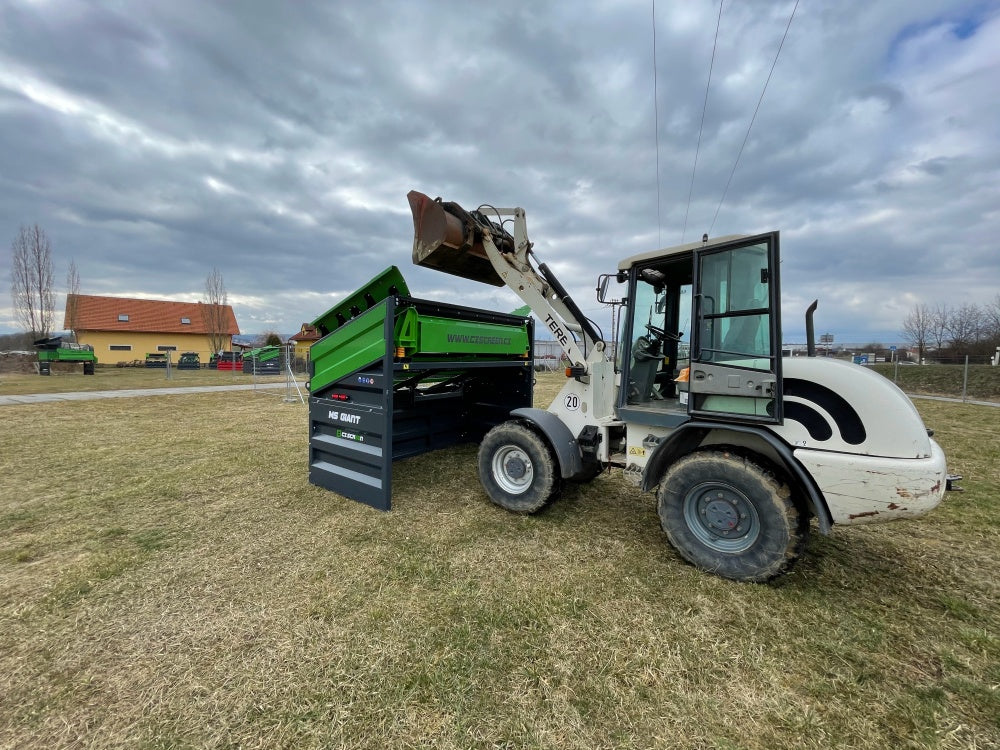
top-left (861, 355), bottom-right (999, 404)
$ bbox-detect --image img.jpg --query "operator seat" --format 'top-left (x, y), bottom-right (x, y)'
top-left (629, 335), bottom-right (662, 403)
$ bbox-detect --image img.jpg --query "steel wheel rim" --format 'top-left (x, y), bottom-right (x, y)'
top-left (492, 445), bottom-right (533, 495)
top-left (682, 481), bottom-right (760, 553)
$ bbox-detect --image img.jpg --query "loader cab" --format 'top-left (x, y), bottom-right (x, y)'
top-left (612, 232), bottom-right (782, 427)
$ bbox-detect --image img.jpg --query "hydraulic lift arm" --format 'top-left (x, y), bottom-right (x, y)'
top-left (408, 191), bottom-right (607, 371)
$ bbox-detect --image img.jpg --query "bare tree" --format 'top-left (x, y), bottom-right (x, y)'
top-left (203, 267), bottom-right (229, 355)
top-left (947, 303), bottom-right (985, 354)
top-left (65, 258), bottom-right (81, 341)
top-left (983, 295), bottom-right (1000, 348)
top-left (10, 224), bottom-right (56, 338)
top-left (901, 303), bottom-right (931, 363)
top-left (929, 303), bottom-right (950, 352)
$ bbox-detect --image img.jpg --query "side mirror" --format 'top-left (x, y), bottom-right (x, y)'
top-left (596, 273), bottom-right (623, 304)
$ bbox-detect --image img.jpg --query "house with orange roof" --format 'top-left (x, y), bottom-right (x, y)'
top-left (288, 323), bottom-right (321, 363)
top-left (65, 294), bottom-right (240, 364)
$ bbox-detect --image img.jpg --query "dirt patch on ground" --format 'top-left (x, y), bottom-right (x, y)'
top-left (0, 352), bottom-right (38, 374)
top-left (0, 353), bottom-right (90, 375)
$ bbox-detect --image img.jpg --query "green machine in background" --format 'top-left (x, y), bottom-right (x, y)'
top-left (242, 345), bottom-right (282, 375)
top-left (34, 337), bottom-right (97, 375)
top-left (177, 352), bottom-right (201, 370)
top-left (307, 266), bottom-right (534, 511)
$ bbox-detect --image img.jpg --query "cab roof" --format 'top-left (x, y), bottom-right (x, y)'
top-left (617, 234), bottom-right (747, 272)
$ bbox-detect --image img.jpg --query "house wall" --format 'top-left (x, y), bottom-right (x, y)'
top-left (78, 331), bottom-right (233, 364)
top-left (293, 340), bottom-right (314, 361)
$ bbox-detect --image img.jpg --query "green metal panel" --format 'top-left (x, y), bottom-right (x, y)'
top-left (34, 337), bottom-right (96, 363)
top-left (37, 347), bottom-right (97, 363)
top-left (310, 300), bottom-right (390, 394)
top-left (395, 314), bottom-right (530, 358)
top-left (394, 307), bottom-right (420, 353)
top-left (309, 266), bottom-right (531, 399)
top-left (245, 345), bottom-right (280, 361)
top-left (311, 266), bottom-right (410, 336)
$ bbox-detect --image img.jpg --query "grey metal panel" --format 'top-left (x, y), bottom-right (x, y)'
top-left (308, 300), bottom-right (395, 511)
top-left (309, 395), bottom-right (392, 511)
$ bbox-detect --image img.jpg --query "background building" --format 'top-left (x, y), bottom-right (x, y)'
top-left (65, 294), bottom-right (239, 364)
top-left (288, 323), bottom-right (321, 364)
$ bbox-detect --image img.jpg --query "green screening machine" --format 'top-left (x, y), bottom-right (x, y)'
top-left (242, 345), bottom-right (282, 374)
top-left (34, 337), bottom-right (97, 375)
top-left (307, 266), bottom-right (534, 510)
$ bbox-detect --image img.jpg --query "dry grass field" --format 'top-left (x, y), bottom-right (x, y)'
top-left (0, 366), bottom-right (295, 396)
top-left (0, 372), bottom-right (997, 749)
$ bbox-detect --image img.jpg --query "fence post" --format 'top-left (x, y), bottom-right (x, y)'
top-left (962, 355), bottom-right (969, 403)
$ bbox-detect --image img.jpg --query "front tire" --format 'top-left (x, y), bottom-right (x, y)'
top-left (478, 422), bottom-right (559, 514)
top-left (657, 449), bottom-right (807, 582)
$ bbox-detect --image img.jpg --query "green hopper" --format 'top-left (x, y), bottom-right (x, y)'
top-left (307, 266), bottom-right (534, 510)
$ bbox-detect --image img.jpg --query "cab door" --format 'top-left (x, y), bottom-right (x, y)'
top-left (688, 232), bottom-right (782, 424)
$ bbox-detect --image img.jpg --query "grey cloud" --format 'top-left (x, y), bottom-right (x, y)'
top-left (1, 0), bottom-right (997, 346)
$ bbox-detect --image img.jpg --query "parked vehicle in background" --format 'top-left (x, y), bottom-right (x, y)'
top-left (215, 351), bottom-right (243, 371)
top-left (177, 352), bottom-right (201, 370)
top-left (34, 336), bottom-right (96, 375)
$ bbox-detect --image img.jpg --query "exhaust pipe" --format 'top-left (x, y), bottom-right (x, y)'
top-left (407, 190), bottom-right (505, 287)
top-left (805, 300), bottom-right (818, 357)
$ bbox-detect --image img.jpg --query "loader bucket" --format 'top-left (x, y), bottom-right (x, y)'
top-left (407, 190), bottom-right (505, 287)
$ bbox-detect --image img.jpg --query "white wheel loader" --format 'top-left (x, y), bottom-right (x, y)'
top-left (408, 191), bottom-right (956, 582)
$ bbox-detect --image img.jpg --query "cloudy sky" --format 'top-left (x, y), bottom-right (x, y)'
top-left (1, 0), bottom-right (998, 345)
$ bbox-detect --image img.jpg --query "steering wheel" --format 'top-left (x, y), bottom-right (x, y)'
top-left (645, 323), bottom-right (682, 343)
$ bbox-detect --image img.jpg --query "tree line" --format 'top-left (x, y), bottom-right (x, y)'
top-left (7, 224), bottom-right (229, 350)
top-left (902, 298), bottom-right (1000, 363)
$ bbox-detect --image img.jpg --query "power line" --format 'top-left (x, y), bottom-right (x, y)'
top-left (709, 0), bottom-right (799, 235)
top-left (682, 0), bottom-right (724, 244)
top-left (652, 0), bottom-right (661, 248)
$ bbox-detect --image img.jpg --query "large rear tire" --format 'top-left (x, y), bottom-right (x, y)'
top-left (657, 449), bottom-right (807, 582)
top-left (478, 422), bottom-right (559, 514)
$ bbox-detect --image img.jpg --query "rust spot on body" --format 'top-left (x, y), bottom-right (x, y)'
top-left (849, 510), bottom-right (879, 520)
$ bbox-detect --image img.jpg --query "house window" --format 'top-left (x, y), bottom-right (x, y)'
top-left (109, 345), bottom-right (132, 351)
top-left (157, 345), bottom-right (178, 352)
top-left (181, 317), bottom-right (191, 324)
top-left (118, 314), bottom-right (129, 322)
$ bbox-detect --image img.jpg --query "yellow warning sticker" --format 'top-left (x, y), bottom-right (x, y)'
top-left (628, 446), bottom-right (646, 457)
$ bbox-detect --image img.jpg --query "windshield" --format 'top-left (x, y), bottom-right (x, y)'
top-left (620, 263), bottom-right (693, 406)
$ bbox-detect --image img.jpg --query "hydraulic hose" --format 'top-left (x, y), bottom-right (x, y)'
top-left (538, 262), bottom-right (601, 346)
